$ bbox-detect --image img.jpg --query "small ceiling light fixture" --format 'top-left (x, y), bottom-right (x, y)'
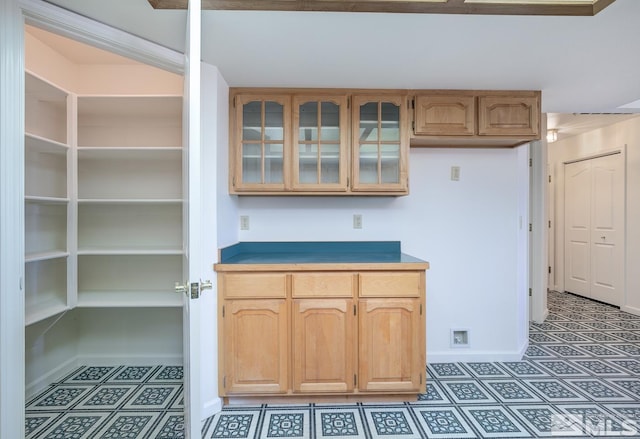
top-left (547, 129), bottom-right (558, 143)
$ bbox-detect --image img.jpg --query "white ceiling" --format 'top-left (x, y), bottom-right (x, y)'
top-left (42, 0), bottom-right (640, 138)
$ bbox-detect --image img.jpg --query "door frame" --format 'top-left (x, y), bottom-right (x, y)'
top-left (1, 1), bottom-right (186, 436)
top-left (0, 1), bottom-right (26, 437)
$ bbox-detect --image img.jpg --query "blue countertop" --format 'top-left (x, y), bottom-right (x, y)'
top-left (218, 241), bottom-right (427, 265)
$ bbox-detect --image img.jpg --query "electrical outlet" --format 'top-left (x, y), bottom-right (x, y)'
top-left (451, 166), bottom-right (461, 181)
top-left (353, 214), bottom-right (363, 229)
top-left (240, 215), bottom-right (250, 231)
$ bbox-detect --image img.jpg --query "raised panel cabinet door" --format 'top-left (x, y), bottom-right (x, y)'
top-left (222, 299), bottom-right (289, 394)
top-left (232, 94), bottom-right (291, 192)
top-left (292, 95), bottom-right (349, 191)
top-left (359, 298), bottom-right (424, 393)
top-left (292, 298), bottom-right (355, 393)
top-left (351, 95), bottom-right (408, 193)
top-left (477, 94), bottom-right (540, 137)
top-left (414, 95), bottom-right (475, 136)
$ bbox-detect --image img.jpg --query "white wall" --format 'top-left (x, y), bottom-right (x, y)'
top-left (235, 146), bottom-right (530, 361)
top-left (548, 117), bottom-right (640, 315)
top-left (200, 63), bottom-right (234, 418)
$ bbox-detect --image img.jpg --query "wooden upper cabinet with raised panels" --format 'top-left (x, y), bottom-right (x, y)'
top-left (229, 89), bottom-right (541, 194)
top-left (411, 90), bottom-right (541, 148)
top-left (414, 94), bottom-right (475, 136)
top-left (478, 94), bottom-right (540, 137)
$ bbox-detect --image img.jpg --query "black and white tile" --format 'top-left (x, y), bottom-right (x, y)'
top-left (25, 365), bottom-right (184, 439)
top-left (27, 291), bottom-right (640, 438)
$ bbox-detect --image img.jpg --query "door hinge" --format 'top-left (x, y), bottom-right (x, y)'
top-left (347, 96), bottom-right (350, 109)
top-left (412, 120), bottom-right (415, 131)
top-left (222, 305), bottom-right (225, 317)
top-left (548, 220), bottom-right (551, 228)
top-left (353, 304), bottom-right (356, 316)
top-left (223, 376), bottom-right (226, 389)
top-left (529, 158), bottom-right (533, 167)
top-left (420, 303), bottom-right (423, 315)
top-left (529, 223), bottom-right (532, 232)
top-left (412, 99), bottom-right (415, 109)
top-left (548, 175), bottom-right (552, 183)
top-left (529, 288), bottom-right (532, 297)
top-left (548, 266), bottom-right (551, 274)
top-left (233, 96), bottom-right (236, 108)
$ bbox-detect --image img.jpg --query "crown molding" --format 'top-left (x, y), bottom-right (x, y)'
top-left (149, 0), bottom-right (616, 16)
top-left (21, 0), bottom-right (184, 73)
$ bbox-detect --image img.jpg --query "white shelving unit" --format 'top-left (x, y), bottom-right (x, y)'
top-left (75, 95), bottom-right (183, 308)
top-left (24, 72), bottom-right (70, 326)
top-left (24, 26), bottom-right (185, 398)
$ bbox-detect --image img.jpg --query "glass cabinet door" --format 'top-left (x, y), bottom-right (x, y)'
top-left (292, 96), bottom-right (348, 191)
top-left (352, 95), bottom-right (408, 192)
top-left (234, 95), bottom-right (290, 191)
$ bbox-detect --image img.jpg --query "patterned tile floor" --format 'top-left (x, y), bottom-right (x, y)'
top-left (27, 291), bottom-right (640, 438)
top-left (25, 365), bottom-right (184, 438)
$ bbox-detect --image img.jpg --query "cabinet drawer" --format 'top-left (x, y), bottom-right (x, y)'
top-left (221, 273), bottom-right (287, 298)
top-left (292, 272), bottom-right (354, 297)
top-left (359, 272), bottom-right (422, 297)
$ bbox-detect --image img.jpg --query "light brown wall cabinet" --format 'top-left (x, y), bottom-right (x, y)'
top-left (230, 90), bottom-right (409, 196)
top-left (411, 91), bottom-right (541, 148)
top-left (217, 269), bottom-right (426, 401)
top-left (230, 88), bottom-right (541, 194)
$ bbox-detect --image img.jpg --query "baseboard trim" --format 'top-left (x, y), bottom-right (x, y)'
top-left (26, 356), bottom-right (79, 400)
top-left (76, 354), bottom-right (183, 366)
top-left (621, 305), bottom-right (640, 317)
top-left (202, 398), bottom-right (223, 420)
top-left (428, 341), bottom-right (529, 363)
top-left (539, 307), bottom-right (549, 323)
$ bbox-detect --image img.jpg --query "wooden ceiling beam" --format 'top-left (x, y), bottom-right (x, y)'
top-left (147, 0), bottom-right (616, 16)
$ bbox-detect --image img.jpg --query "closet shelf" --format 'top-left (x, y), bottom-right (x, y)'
top-left (25, 196), bottom-right (70, 204)
top-left (25, 133), bottom-right (69, 154)
top-left (77, 198), bottom-right (182, 204)
top-left (25, 251), bottom-right (69, 263)
top-left (25, 301), bottom-right (69, 326)
top-left (77, 249), bottom-right (183, 256)
top-left (77, 290), bottom-right (183, 308)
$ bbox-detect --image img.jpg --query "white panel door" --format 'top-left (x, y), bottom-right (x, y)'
top-left (564, 161), bottom-right (591, 297)
top-left (564, 153), bottom-right (624, 306)
top-left (590, 154), bottom-right (623, 305)
top-left (182, 0), bottom-right (202, 437)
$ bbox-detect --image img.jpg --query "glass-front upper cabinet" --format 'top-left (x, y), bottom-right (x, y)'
top-left (351, 95), bottom-right (408, 193)
top-left (292, 95), bottom-right (348, 191)
top-left (233, 94), bottom-right (291, 192)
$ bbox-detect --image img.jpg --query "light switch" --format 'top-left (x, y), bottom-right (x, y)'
top-left (451, 166), bottom-right (461, 181)
top-left (353, 214), bottom-right (363, 229)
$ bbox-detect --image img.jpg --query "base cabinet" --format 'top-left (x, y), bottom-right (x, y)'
top-left (223, 299), bottom-right (289, 394)
top-left (218, 269), bottom-right (427, 400)
top-left (359, 298), bottom-right (423, 392)
top-left (293, 298), bottom-right (355, 393)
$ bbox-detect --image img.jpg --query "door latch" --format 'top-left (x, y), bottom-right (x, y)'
top-left (176, 280), bottom-right (212, 299)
